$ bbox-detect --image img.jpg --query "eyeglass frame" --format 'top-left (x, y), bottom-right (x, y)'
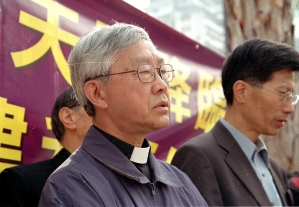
top-left (85, 64), bottom-right (174, 83)
top-left (68, 103), bottom-right (81, 109)
top-left (245, 81), bottom-right (299, 105)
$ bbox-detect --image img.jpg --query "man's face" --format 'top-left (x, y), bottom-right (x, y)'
top-left (245, 68), bottom-right (295, 136)
top-left (102, 40), bottom-right (170, 136)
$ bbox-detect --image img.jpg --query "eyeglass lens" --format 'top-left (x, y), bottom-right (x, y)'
top-left (277, 92), bottom-right (299, 105)
top-left (137, 64), bottom-right (173, 83)
top-left (286, 94), bottom-right (299, 105)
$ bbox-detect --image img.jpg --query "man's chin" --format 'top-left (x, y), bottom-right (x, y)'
top-left (264, 129), bottom-right (280, 136)
top-left (151, 119), bottom-right (169, 130)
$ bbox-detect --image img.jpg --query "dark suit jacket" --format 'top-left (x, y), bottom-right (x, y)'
top-left (0, 148), bottom-right (70, 207)
top-left (171, 120), bottom-right (289, 206)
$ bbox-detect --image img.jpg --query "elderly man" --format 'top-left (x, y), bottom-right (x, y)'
top-left (172, 38), bottom-right (299, 206)
top-left (0, 86), bottom-right (92, 207)
top-left (39, 22), bottom-right (207, 206)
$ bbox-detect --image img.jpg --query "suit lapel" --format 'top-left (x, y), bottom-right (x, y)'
top-left (269, 163), bottom-right (288, 205)
top-left (225, 147), bottom-right (272, 206)
top-left (212, 121), bottom-right (272, 206)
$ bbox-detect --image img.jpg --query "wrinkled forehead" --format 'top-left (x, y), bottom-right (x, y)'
top-left (115, 40), bottom-right (164, 66)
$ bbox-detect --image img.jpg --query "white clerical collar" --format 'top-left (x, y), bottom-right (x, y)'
top-left (130, 146), bottom-right (150, 164)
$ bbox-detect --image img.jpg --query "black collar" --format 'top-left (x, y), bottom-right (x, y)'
top-left (94, 126), bottom-right (150, 162)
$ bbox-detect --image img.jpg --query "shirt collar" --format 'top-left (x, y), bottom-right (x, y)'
top-left (94, 126), bottom-right (150, 164)
top-left (254, 138), bottom-right (269, 167)
top-left (219, 118), bottom-right (269, 166)
top-left (130, 146), bottom-right (150, 164)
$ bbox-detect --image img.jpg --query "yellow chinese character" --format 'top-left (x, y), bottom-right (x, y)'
top-left (149, 141), bottom-right (159, 154)
top-left (166, 146), bottom-right (176, 164)
top-left (194, 70), bottom-right (226, 132)
top-left (42, 117), bottom-right (62, 157)
top-left (0, 97), bottom-right (27, 165)
top-left (10, 0), bottom-right (80, 84)
top-left (169, 57), bottom-right (192, 123)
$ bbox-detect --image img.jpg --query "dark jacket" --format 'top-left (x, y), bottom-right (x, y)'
top-left (171, 120), bottom-right (289, 206)
top-left (0, 148), bottom-right (70, 207)
top-left (39, 125), bottom-right (208, 207)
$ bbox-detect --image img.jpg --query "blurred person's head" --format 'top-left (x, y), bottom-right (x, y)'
top-left (51, 86), bottom-right (92, 153)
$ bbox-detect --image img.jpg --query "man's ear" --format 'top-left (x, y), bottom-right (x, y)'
top-left (84, 80), bottom-right (108, 109)
top-left (233, 80), bottom-right (247, 104)
top-left (58, 107), bottom-right (76, 130)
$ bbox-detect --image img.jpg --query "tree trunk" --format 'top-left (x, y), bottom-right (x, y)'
top-left (225, 0), bottom-right (293, 52)
top-left (224, 0), bottom-right (299, 172)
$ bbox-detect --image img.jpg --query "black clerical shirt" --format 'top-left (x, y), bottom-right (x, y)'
top-left (94, 126), bottom-right (152, 181)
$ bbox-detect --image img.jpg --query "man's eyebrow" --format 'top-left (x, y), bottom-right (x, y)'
top-left (158, 58), bottom-right (165, 64)
top-left (133, 57), bottom-right (165, 65)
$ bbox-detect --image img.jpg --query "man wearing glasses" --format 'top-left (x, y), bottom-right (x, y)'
top-left (172, 38), bottom-right (299, 206)
top-left (39, 22), bottom-right (207, 207)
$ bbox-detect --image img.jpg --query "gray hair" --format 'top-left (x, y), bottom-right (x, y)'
top-left (68, 22), bottom-right (152, 116)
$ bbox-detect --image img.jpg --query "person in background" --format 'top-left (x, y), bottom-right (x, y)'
top-left (0, 86), bottom-right (92, 207)
top-left (171, 38), bottom-right (299, 206)
top-left (39, 22), bottom-right (207, 207)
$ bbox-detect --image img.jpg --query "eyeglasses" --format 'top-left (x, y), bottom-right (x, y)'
top-left (68, 103), bottom-right (80, 109)
top-left (87, 64), bottom-right (174, 83)
top-left (246, 81), bottom-right (299, 106)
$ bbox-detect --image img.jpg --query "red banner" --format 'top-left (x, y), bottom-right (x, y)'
top-left (0, 0), bottom-right (225, 172)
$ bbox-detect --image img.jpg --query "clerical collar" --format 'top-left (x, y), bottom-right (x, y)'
top-left (130, 145), bottom-right (150, 164)
top-left (94, 126), bottom-right (150, 164)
